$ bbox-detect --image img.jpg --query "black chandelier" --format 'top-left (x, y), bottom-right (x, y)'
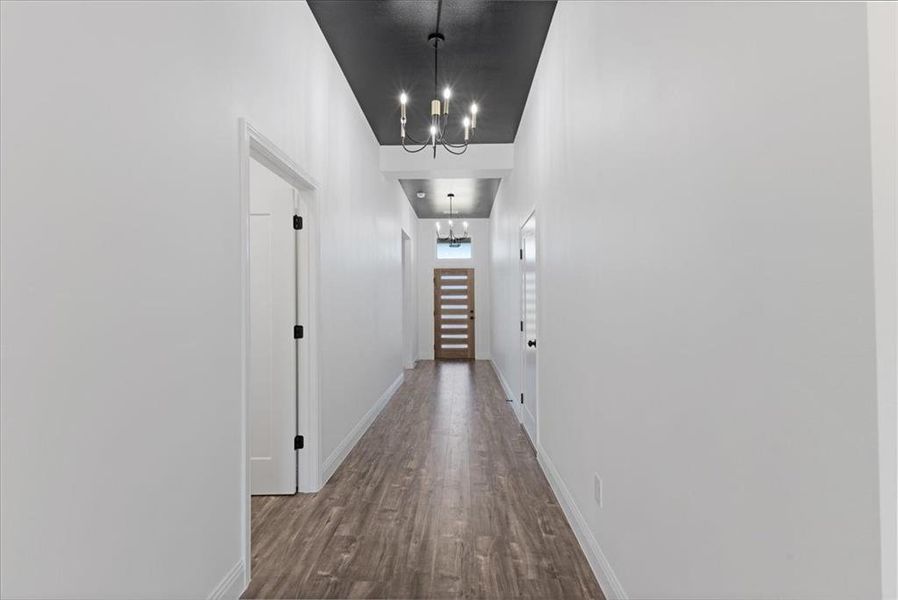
top-left (435, 193), bottom-right (470, 246)
top-left (399, 1), bottom-right (479, 158)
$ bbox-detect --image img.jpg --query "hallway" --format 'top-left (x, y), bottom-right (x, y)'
top-left (244, 361), bottom-right (603, 599)
top-left (2, 2), bottom-right (894, 598)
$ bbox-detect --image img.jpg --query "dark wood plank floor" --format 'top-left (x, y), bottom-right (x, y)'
top-left (243, 360), bottom-right (604, 599)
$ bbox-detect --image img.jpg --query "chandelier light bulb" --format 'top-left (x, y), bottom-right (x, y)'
top-left (470, 103), bottom-right (478, 129)
top-left (400, 92), bottom-right (408, 105)
top-left (443, 87), bottom-right (451, 114)
top-left (435, 222), bottom-right (440, 230)
top-left (463, 116), bottom-right (471, 141)
top-left (429, 124), bottom-right (437, 138)
top-left (463, 221), bottom-right (468, 230)
top-left (448, 219), bottom-right (453, 227)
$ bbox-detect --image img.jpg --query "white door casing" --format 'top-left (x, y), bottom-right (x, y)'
top-left (521, 212), bottom-right (538, 443)
top-left (402, 231), bottom-right (416, 369)
top-left (249, 158), bottom-right (298, 496)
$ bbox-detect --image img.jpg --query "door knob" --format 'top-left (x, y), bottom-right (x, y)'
top-left (527, 339), bottom-right (537, 347)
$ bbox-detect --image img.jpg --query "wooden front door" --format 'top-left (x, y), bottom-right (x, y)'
top-left (434, 268), bottom-right (475, 359)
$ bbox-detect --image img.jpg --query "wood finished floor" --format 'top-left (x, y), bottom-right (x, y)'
top-left (243, 360), bottom-right (604, 600)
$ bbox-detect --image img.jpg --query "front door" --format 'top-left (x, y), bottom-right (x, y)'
top-left (434, 268), bottom-right (475, 360)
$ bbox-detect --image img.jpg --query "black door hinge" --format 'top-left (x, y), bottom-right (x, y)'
top-left (520, 392), bottom-right (524, 404)
top-left (520, 320), bottom-right (524, 332)
top-left (293, 215), bottom-right (303, 230)
top-left (294, 435), bottom-right (304, 450)
top-left (294, 325), bottom-right (304, 339)
top-left (519, 248), bottom-right (523, 260)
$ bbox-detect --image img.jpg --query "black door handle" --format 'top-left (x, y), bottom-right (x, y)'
top-left (527, 340), bottom-right (536, 347)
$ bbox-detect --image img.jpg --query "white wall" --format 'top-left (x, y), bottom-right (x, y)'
top-left (380, 143), bottom-right (514, 180)
top-left (491, 3), bottom-right (883, 598)
top-left (417, 218), bottom-right (491, 361)
top-left (868, 3), bottom-right (898, 599)
top-left (0, 1), bottom-right (415, 598)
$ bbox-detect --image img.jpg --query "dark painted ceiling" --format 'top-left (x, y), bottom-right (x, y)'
top-left (399, 178), bottom-right (501, 218)
top-left (308, 0), bottom-right (556, 145)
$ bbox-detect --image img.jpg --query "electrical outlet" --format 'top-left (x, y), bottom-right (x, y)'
top-left (594, 474), bottom-right (603, 508)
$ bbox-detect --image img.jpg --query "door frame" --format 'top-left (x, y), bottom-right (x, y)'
top-left (401, 229), bottom-right (416, 369)
top-left (239, 119), bottom-right (322, 586)
top-left (519, 208), bottom-right (538, 443)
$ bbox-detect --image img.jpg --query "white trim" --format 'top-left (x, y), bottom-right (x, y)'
top-left (238, 118), bottom-right (321, 585)
top-left (379, 143), bottom-right (514, 180)
top-left (538, 446), bottom-right (628, 600)
top-left (401, 228), bottom-right (417, 371)
top-left (490, 359), bottom-right (515, 401)
top-left (868, 4), bottom-right (898, 599)
top-left (490, 358), bottom-right (521, 422)
top-left (207, 560), bottom-right (246, 600)
top-left (522, 406), bottom-right (537, 442)
top-left (519, 210), bottom-right (539, 442)
top-left (320, 372), bottom-right (405, 485)
top-left (295, 187), bottom-right (322, 494)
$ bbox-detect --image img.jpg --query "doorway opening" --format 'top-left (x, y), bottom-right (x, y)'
top-left (402, 230), bottom-right (416, 369)
top-left (239, 119), bottom-right (321, 587)
top-left (248, 157), bottom-right (301, 496)
top-left (520, 211), bottom-right (537, 443)
top-left (434, 268), bottom-right (475, 360)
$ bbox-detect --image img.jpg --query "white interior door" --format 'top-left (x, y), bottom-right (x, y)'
top-left (249, 158), bottom-right (298, 495)
top-left (521, 213), bottom-right (538, 442)
top-left (402, 232), bottom-right (415, 369)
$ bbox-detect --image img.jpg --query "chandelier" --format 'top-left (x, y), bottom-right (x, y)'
top-left (399, 4), bottom-right (479, 158)
top-left (435, 193), bottom-right (470, 246)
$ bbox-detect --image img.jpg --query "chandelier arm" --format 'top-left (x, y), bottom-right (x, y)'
top-left (403, 144), bottom-right (430, 154)
top-left (440, 133), bottom-right (468, 149)
top-left (437, 117), bottom-right (470, 147)
top-left (439, 141), bottom-right (468, 155)
top-left (401, 139), bottom-right (431, 153)
top-left (404, 131), bottom-right (428, 146)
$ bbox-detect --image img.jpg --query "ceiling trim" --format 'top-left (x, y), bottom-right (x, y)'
top-left (380, 143), bottom-right (513, 180)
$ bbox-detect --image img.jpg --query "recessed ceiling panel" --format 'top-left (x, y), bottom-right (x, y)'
top-left (308, 0), bottom-right (556, 145)
top-left (399, 178), bottom-right (501, 218)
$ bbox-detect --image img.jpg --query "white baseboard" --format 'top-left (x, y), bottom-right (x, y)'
top-left (208, 559), bottom-right (246, 600)
top-left (537, 446), bottom-right (628, 600)
top-left (489, 359), bottom-right (523, 422)
top-left (489, 359), bottom-right (515, 402)
top-left (320, 371), bottom-right (404, 486)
